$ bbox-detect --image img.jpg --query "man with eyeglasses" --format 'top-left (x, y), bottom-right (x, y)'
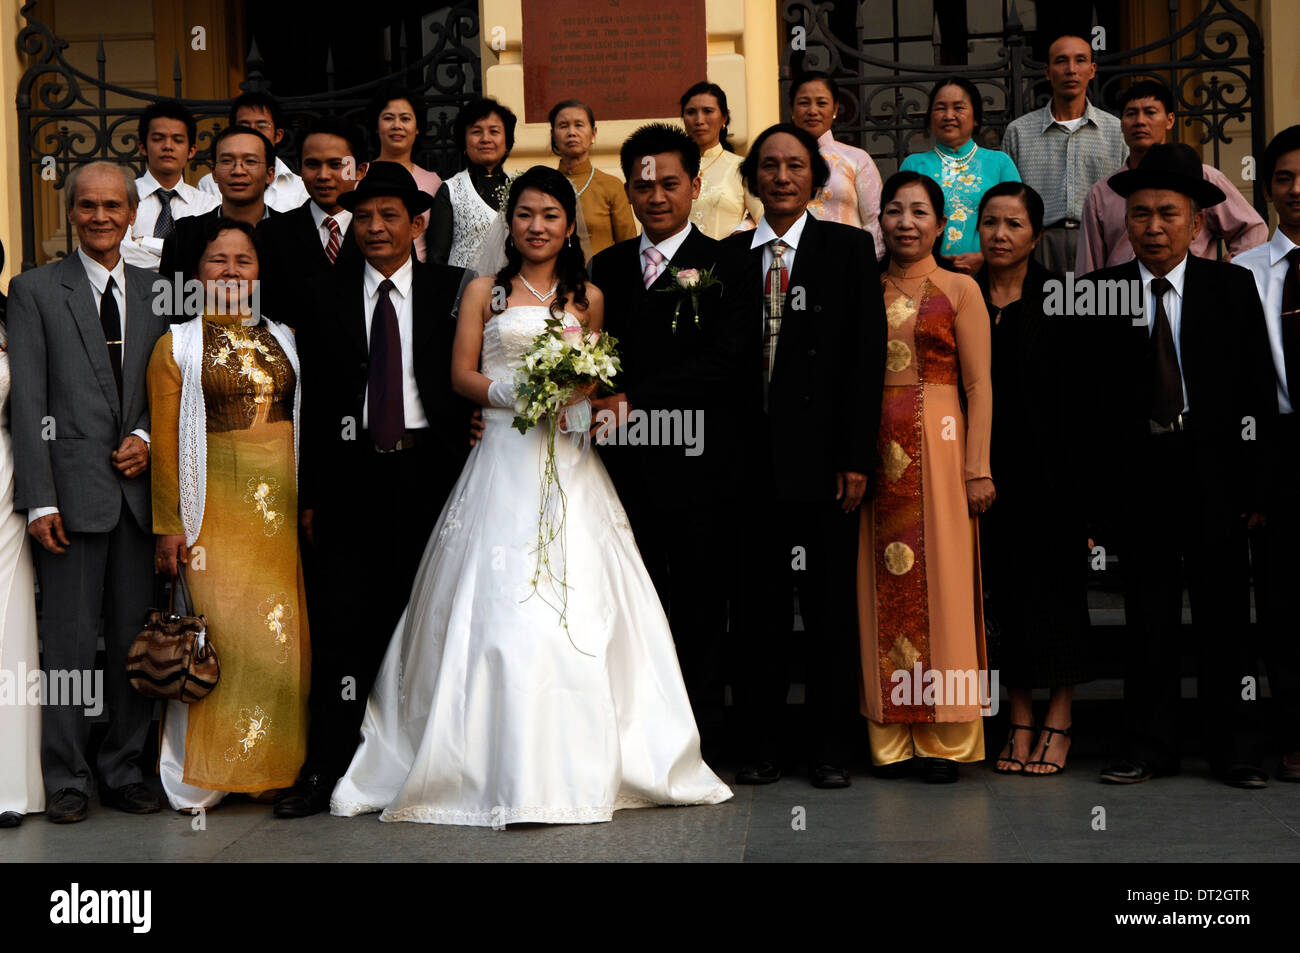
top-left (196, 92), bottom-right (308, 213)
top-left (159, 124), bottom-right (280, 287)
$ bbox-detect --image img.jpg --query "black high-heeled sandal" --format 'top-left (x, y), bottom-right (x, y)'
top-left (993, 723), bottom-right (1034, 775)
top-left (1025, 725), bottom-right (1072, 776)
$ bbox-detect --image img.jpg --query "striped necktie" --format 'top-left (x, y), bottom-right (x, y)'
top-left (642, 246), bottom-right (665, 288)
top-left (324, 216), bottom-right (341, 265)
top-left (763, 239), bottom-right (789, 382)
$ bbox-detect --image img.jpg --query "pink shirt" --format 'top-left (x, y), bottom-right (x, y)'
top-left (410, 163), bottom-right (444, 262)
top-left (1077, 162), bottom-right (1266, 273)
top-left (809, 131), bottom-right (883, 258)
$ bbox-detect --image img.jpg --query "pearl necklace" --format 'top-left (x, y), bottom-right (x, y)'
top-left (935, 140), bottom-right (978, 172)
top-left (519, 275), bottom-right (558, 302)
top-left (568, 164), bottom-right (595, 197)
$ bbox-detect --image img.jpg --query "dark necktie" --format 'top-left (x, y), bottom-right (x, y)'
top-left (367, 278), bottom-right (405, 450)
top-left (153, 189), bottom-right (177, 239)
top-left (101, 276), bottom-right (123, 402)
top-left (1148, 275), bottom-right (1183, 426)
top-left (1280, 248), bottom-right (1300, 406)
top-left (324, 216), bottom-right (341, 264)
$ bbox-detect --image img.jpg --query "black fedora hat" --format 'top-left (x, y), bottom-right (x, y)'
top-left (1108, 142), bottom-right (1226, 207)
top-left (338, 160), bottom-right (434, 214)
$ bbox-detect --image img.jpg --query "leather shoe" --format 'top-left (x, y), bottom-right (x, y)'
top-left (0, 811), bottom-right (22, 828)
top-left (1277, 753), bottom-right (1300, 783)
top-left (1100, 758), bottom-right (1157, 784)
top-left (733, 761), bottom-right (782, 785)
top-left (47, 788), bottom-right (89, 824)
top-left (1217, 763), bottom-right (1269, 789)
top-left (809, 764), bottom-right (851, 789)
top-left (870, 758), bottom-right (914, 779)
top-left (101, 782), bottom-right (161, 814)
top-left (919, 757), bottom-right (958, 784)
top-left (273, 773), bottom-right (334, 818)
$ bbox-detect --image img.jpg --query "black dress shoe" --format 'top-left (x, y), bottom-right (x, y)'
top-left (0, 811), bottom-right (23, 828)
top-left (733, 761), bottom-right (782, 785)
top-left (1217, 763), bottom-right (1269, 789)
top-left (1099, 758), bottom-right (1156, 784)
top-left (870, 758), bottom-right (914, 779)
top-left (47, 788), bottom-right (89, 824)
top-left (919, 757), bottom-right (959, 784)
top-left (273, 773), bottom-right (334, 818)
top-left (101, 782), bottom-right (161, 814)
top-left (809, 764), bottom-right (851, 789)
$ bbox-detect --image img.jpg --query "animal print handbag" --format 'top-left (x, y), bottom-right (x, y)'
top-left (126, 568), bottom-right (219, 703)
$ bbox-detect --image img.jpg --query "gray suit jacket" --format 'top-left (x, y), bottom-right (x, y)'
top-left (8, 253), bottom-right (165, 533)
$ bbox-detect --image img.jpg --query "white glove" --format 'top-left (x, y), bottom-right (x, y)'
top-left (487, 380), bottom-right (517, 409)
top-left (559, 398), bottom-right (591, 434)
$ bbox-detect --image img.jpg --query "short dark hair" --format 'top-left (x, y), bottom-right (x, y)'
top-left (138, 99), bottom-right (197, 149)
top-left (1047, 33), bottom-right (1095, 63)
top-left (1119, 79), bottom-right (1176, 115)
top-left (739, 123), bottom-right (830, 198)
top-left (454, 97), bottom-right (518, 162)
top-left (213, 124), bottom-right (275, 168)
top-left (301, 116), bottom-right (367, 162)
top-left (927, 76), bottom-right (983, 128)
top-left (789, 71), bottom-right (838, 107)
top-left (367, 85), bottom-right (427, 138)
top-left (619, 122), bottom-right (701, 181)
top-left (200, 215), bottom-right (261, 262)
top-left (1261, 125), bottom-right (1300, 188)
top-left (547, 99), bottom-right (596, 155)
top-left (976, 181), bottom-right (1046, 237)
top-left (882, 169), bottom-right (946, 217)
top-left (228, 91), bottom-right (284, 130)
top-left (679, 81), bottom-right (734, 152)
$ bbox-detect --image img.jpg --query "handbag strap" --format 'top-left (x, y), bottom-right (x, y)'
top-left (169, 565), bottom-right (195, 617)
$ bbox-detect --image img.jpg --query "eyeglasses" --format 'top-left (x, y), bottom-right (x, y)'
top-left (216, 156), bottom-right (266, 171)
top-left (246, 121), bottom-right (275, 133)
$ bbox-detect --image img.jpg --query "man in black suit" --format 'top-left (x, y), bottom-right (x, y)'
top-left (1087, 144), bottom-right (1278, 789)
top-left (587, 123), bottom-right (759, 745)
top-left (274, 162), bottom-right (471, 817)
top-left (257, 117), bottom-right (367, 325)
top-left (159, 124), bottom-right (278, 286)
top-left (721, 123), bottom-right (886, 788)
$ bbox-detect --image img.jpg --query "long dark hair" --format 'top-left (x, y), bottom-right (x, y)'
top-left (679, 81), bottom-right (734, 153)
top-left (879, 170), bottom-right (953, 269)
top-left (493, 166), bottom-right (589, 320)
top-left (976, 181), bottom-right (1046, 237)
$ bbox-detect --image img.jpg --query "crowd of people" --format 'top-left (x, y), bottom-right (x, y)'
top-left (0, 31), bottom-right (1298, 832)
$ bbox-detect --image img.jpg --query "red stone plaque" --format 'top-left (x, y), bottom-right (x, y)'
top-left (522, 0), bottom-right (708, 123)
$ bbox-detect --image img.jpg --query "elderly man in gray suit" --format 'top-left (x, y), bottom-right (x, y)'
top-left (8, 161), bottom-right (167, 823)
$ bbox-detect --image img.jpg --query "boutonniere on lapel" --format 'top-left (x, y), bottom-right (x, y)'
top-left (655, 265), bottom-right (724, 333)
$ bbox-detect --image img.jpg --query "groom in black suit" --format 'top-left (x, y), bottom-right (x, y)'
top-left (588, 124), bottom-right (760, 744)
top-left (275, 162), bottom-right (471, 817)
top-left (722, 123), bottom-right (886, 788)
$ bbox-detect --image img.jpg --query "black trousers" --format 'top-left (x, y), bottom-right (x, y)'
top-left (1118, 431), bottom-right (1255, 771)
top-left (731, 495), bottom-right (861, 766)
top-left (1251, 414), bottom-right (1300, 753)
top-left (301, 441), bottom-right (450, 782)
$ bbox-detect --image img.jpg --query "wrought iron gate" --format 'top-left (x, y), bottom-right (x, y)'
top-left (780, 0), bottom-right (1268, 215)
top-left (14, 0), bottom-right (482, 270)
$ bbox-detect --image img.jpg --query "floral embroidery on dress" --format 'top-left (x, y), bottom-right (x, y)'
top-left (259, 593), bottom-right (294, 663)
top-left (244, 477), bottom-right (285, 535)
top-left (224, 706), bottom-right (271, 762)
top-left (438, 495), bottom-right (466, 541)
top-left (207, 324), bottom-right (285, 422)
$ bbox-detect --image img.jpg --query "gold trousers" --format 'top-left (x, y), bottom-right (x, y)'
top-left (868, 718), bottom-right (984, 765)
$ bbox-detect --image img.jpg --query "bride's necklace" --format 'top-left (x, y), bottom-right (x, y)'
top-left (519, 274), bottom-right (558, 302)
top-left (936, 140), bottom-right (978, 172)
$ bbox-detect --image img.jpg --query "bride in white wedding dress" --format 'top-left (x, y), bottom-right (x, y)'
top-left (330, 167), bottom-right (731, 825)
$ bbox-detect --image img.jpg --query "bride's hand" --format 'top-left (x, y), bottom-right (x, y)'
top-left (565, 381), bottom-right (598, 405)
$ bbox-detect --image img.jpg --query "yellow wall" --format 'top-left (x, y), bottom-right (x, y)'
top-left (477, 0), bottom-right (781, 182)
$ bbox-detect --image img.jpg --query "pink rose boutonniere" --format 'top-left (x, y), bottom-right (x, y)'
top-left (656, 264), bottom-right (724, 332)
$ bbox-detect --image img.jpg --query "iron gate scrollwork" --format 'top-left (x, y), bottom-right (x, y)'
top-left (15, 0), bottom-right (481, 270)
top-left (780, 0), bottom-right (1268, 216)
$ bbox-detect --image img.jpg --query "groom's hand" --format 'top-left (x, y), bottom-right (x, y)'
top-left (589, 393), bottom-right (629, 443)
top-left (468, 408), bottom-right (485, 447)
top-left (835, 471), bottom-right (867, 513)
top-left (29, 513), bottom-right (70, 554)
top-left (112, 434), bottom-right (149, 478)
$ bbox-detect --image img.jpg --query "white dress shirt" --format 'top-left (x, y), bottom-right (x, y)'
top-left (750, 210), bottom-right (810, 286)
top-left (1139, 254), bottom-right (1191, 414)
top-left (309, 202), bottom-right (352, 253)
top-left (28, 249), bottom-right (150, 523)
top-left (120, 169), bottom-right (218, 271)
top-left (1233, 228), bottom-right (1299, 415)
top-left (360, 255), bottom-right (428, 430)
top-left (197, 156), bottom-right (309, 213)
top-left (638, 222), bottom-right (695, 285)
